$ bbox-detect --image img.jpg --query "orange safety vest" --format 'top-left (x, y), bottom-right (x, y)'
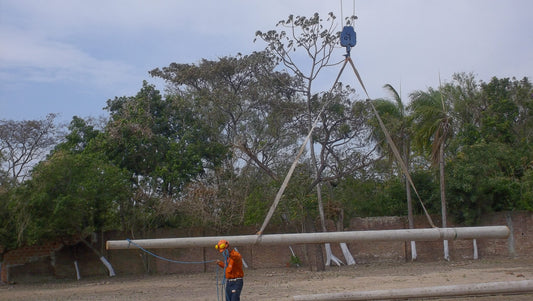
top-left (217, 249), bottom-right (244, 279)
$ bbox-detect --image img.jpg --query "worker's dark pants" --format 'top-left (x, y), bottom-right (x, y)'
top-left (226, 278), bottom-right (243, 301)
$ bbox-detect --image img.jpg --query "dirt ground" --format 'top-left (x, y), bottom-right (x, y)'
top-left (2, 257), bottom-right (533, 301)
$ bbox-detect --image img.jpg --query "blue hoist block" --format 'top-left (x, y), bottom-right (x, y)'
top-left (340, 26), bottom-right (356, 47)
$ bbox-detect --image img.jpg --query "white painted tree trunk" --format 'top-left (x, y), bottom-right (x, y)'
top-left (288, 245), bottom-right (300, 267)
top-left (443, 240), bottom-right (450, 261)
top-left (81, 238), bottom-right (116, 277)
top-left (410, 241), bottom-right (417, 261)
top-left (99, 256), bottom-right (116, 277)
top-left (74, 260), bottom-right (81, 280)
top-left (340, 243), bottom-right (355, 265)
top-left (325, 243), bottom-right (344, 266)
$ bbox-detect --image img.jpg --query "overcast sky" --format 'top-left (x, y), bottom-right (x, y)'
top-left (1, 0), bottom-right (532, 123)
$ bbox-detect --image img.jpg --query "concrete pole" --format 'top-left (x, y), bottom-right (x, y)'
top-left (106, 226), bottom-right (509, 250)
top-left (293, 280), bottom-right (533, 301)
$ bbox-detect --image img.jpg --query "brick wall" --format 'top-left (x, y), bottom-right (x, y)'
top-left (349, 216), bottom-right (407, 263)
top-left (2, 211), bottom-right (531, 283)
top-left (1, 241), bottom-right (63, 283)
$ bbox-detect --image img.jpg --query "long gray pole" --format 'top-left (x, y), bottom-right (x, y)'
top-left (292, 280), bottom-right (533, 300)
top-left (106, 226), bottom-right (509, 250)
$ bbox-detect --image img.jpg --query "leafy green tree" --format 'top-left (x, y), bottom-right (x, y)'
top-left (445, 75), bottom-right (533, 223)
top-left (0, 114), bottom-right (62, 267)
top-left (335, 177), bottom-right (402, 217)
top-left (150, 52), bottom-right (301, 181)
top-left (6, 150), bottom-right (129, 250)
top-left (479, 77), bottom-right (532, 146)
top-left (104, 81), bottom-right (228, 197)
top-left (99, 81), bottom-right (230, 235)
top-left (520, 169), bottom-right (533, 211)
top-left (243, 173), bottom-right (279, 227)
top-left (150, 52), bottom-right (303, 230)
top-left (441, 73), bottom-right (480, 130)
top-left (447, 142), bottom-right (528, 224)
top-left (4, 149), bottom-right (130, 276)
top-left (0, 182), bottom-right (17, 267)
top-left (55, 116), bottom-right (102, 154)
top-left (409, 86), bottom-right (453, 260)
top-left (446, 74), bottom-right (532, 148)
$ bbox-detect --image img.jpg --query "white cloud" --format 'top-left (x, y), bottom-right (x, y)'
top-left (0, 27), bottom-right (137, 87)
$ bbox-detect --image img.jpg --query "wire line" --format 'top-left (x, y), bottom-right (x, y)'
top-left (126, 239), bottom-right (217, 264)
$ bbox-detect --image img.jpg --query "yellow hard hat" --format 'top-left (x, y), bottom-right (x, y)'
top-left (215, 239), bottom-right (229, 252)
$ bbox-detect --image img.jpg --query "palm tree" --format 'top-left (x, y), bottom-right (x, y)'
top-left (371, 84), bottom-right (417, 260)
top-left (409, 87), bottom-right (453, 260)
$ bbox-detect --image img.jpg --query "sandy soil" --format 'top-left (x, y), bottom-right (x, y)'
top-left (2, 257), bottom-right (532, 301)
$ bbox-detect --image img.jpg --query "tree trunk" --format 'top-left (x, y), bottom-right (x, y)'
top-left (304, 214), bottom-right (325, 272)
top-left (404, 142), bottom-right (417, 260)
top-left (81, 239), bottom-right (116, 276)
top-left (439, 142), bottom-right (450, 261)
top-left (315, 182), bottom-right (343, 266)
top-left (307, 106), bottom-right (328, 269)
top-left (336, 207), bottom-right (355, 265)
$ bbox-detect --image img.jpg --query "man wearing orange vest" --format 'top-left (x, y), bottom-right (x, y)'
top-left (216, 239), bottom-right (244, 301)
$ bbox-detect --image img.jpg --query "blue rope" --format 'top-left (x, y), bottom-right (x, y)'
top-left (126, 238), bottom-right (216, 264)
top-left (216, 265), bottom-right (221, 301)
top-left (221, 249), bottom-right (231, 301)
top-left (216, 250), bottom-right (230, 301)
